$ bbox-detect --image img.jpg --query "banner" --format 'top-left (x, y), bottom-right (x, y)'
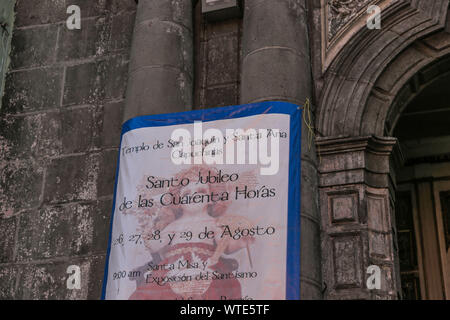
top-left (102, 101), bottom-right (302, 300)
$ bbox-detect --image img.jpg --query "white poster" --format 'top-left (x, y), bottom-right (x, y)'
top-left (102, 101), bottom-right (302, 300)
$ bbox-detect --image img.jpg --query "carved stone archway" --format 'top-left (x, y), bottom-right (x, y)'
top-left (314, 0), bottom-right (450, 299)
top-left (318, 0), bottom-right (449, 137)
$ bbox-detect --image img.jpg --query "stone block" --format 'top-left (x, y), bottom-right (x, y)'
top-left (43, 153), bottom-right (99, 203)
top-left (332, 234), bottom-right (363, 289)
top-left (96, 150), bottom-right (118, 198)
top-left (124, 67), bottom-right (192, 119)
top-left (109, 11), bottom-right (136, 51)
top-left (62, 61), bottom-right (103, 106)
top-left (367, 192), bottom-right (389, 233)
top-left (15, 0), bottom-right (66, 27)
top-left (107, 0), bottom-right (137, 14)
top-left (16, 201), bottom-right (110, 262)
top-left (369, 231), bottom-right (391, 259)
top-left (300, 216), bottom-right (321, 284)
top-left (61, 106), bottom-right (95, 154)
top-left (18, 262), bottom-right (70, 299)
top-left (0, 216), bottom-right (17, 263)
top-left (205, 18), bottom-right (240, 37)
top-left (10, 25), bottom-right (58, 69)
top-left (86, 254), bottom-right (107, 300)
top-left (63, 56), bottom-right (129, 106)
top-left (101, 101), bottom-right (124, 147)
top-left (103, 56), bottom-right (129, 101)
top-left (16, 206), bottom-right (73, 261)
top-left (206, 35), bottom-right (239, 86)
top-left (71, 202), bottom-right (110, 255)
top-left (0, 159), bottom-right (44, 214)
top-left (130, 22), bottom-right (193, 76)
top-left (329, 192), bottom-right (359, 224)
top-left (135, 0), bottom-right (192, 32)
top-left (65, 0), bottom-right (108, 18)
top-left (0, 112), bottom-right (62, 159)
top-left (375, 47), bottom-right (427, 93)
top-left (2, 67), bottom-right (63, 113)
top-left (90, 201), bottom-right (112, 254)
top-left (300, 160), bottom-right (319, 219)
top-left (300, 279), bottom-right (322, 300)
top-left (204, 85), bottom-right (238, 108)
top-left (0, 266), bottom-right (18, 299)
top-left (242, 0), bottom-right (308, 58)
top-left (57, 17), bottom-right (109, 61)
top-left (241, 49), bottom-right (310, 104)
top-left (16, 255), bottom-right (109, 299)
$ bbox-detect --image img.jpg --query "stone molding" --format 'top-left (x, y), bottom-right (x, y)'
top-left (317, 0), bottom-right (449, 137)
top-left (317, 136), bottom-right (400, 299)
top-left (321, 0), bottom-right (393, 72)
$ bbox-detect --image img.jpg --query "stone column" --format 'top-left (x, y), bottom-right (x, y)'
top-left (123, 0), bottom-right (194, 121)
top-left (240, 0), bottom-right (322, 299)
top-left (316, 136), bottom-right (401, 299)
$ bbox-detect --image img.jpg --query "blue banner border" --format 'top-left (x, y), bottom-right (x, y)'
top-left (101, 101), bottom-right (302, 300)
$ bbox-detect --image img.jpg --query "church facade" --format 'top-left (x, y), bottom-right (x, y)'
top-left (0, 0), bottom-right (449, 299)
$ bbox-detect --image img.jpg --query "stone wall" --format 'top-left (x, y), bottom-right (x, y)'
top-left (0, 0), bottom-right (136, 299)
top-left (193, 2), bottom-right (242, 109)
top-left (0, 0), bottom-right (323, 300)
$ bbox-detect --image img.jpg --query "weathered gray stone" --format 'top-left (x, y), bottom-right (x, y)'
top-left (123, 0), bottom-right (193, 120)
top-left (123, 67), bottom-right (193, 119)
top-left (16, 206), bottom-right (73, 261)
top-left (205, 85), bottom-right (239, 108)
top-left (0, 159), bottom-right (44, 214)
top-left (63, 56), bottom-right (128, 106)
top-left (241, 0), bottom-right (321, 300)
top-left (193, 8), bottom-right (242, 109)
top-left (0, 0), bottom-right (137, 301)
top-left (72, 202), bottom-right (111, 255)
top-left (107, 0), bottom-right (137, 15)
top-left (0, 112), bottom-right (62, 159)
top-left (10, 25), bottom-right (58, 69)
top-left (101, 101), bottom-right (124, 147)
top-left (65, 0), bottom-right (109, 18)
top-left (134, 0), bottom-right (192, 31)
top-left (61, 106), bottom-right (95, 154)
top-left (104, 56), bottom-right (129, 101)
top-left (90, 201), bottom-right (112, 254)
top-left (0, 266), bottom-right (18, 299)
top-left (63, 61), bottom-right (104, 106)
top-left (14, 0), bottom-right (66, 27)
top-left (86, 254), bottom-right (108, 299)
top-left (2, 67), bottom-right (63, 113)
top-left (96, 149), bottom-right (118, 198)
top-left (57, 17), bottom-right (109, 61)
top-left (0, 215), bottom-right (17, 263)
top-left (206, 35), bottom-right (239, 86)
top-left (241, 0), bottom-right (308, 58)
top-left (205, 18), bottom-right (240, 37)
top-left (300, 215), bottom-right (322, 285)
top-left (317, 136), bottom-right (399, 299)
top-left (242, 49), bottom-right (311, 104)
top-left (43, 154), bottom-right (99, 203)
top-left (16, 201), bottom-right (110, 262)
top-left (129, 21), bottom-right (193, 77)
top-left (18, 261), bottom-right (74, 299)
top-left (109, 11), bottom-right (136, 51)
